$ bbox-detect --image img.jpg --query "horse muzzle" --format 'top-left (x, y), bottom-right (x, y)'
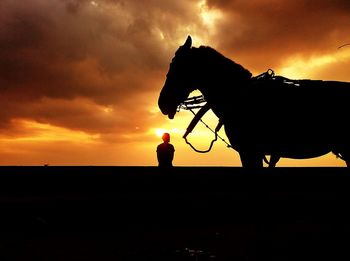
top-left (168, 111), bottom-right (175, 119)
top-left (159, 104), bottom-right (176, 119)
top-left (158, 93), bottom-right (178, 119)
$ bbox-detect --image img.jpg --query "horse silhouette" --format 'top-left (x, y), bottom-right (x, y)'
top-left (158, 36), bottom-right (350, 167)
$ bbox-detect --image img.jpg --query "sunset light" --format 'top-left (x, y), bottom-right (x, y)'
top-left (155, 128), bottom-right (166, 138)
top-left (198, 0), bottom-right (222, 29)
top-left (3, 2), bottom-right (350, 259)
top-left (0, 120), bottom-right (100, 143)
top-left (1, 0), bottom-right (350, 166)
top-left (280, 49), bottom-right (350, 80)
top-left (153, 128), bottom-right (183, 138)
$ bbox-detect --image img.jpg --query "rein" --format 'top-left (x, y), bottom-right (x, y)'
top-left (178, 96), bottom-right (232, 153)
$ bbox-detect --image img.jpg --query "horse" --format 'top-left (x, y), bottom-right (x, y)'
top-left (158, 36), bottom-right (350, 167)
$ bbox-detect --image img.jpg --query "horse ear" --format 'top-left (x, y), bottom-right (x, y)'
top-left (183, 35), bottom-right (192, 49)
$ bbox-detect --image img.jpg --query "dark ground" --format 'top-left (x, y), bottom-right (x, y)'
top-left (1, 167), bottom-right (350, 260)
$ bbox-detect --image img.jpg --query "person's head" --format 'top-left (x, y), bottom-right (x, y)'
top-left (162, 133), bottom-right (170, 143)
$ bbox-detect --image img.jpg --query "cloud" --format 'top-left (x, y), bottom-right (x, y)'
top-left (206, 0), bottom-right (350, 72)
top-left (0, 0), bottom-right (210, 141)
top-left (1, 0), bottom-right (350, 166)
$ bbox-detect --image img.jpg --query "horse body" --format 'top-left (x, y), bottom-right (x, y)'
top-left (223, 80), bottom-right (349, 152)
top-left (158, 36), bottom-right (350, 167)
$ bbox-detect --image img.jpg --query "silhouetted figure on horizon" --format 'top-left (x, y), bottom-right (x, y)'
top-left (157, 133), bottom-right (175, 168)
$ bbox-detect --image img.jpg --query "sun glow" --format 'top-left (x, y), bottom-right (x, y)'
top-left (198, 0), bottom-right (222, 29)
top-left (154, 128), bottom-right (183, 138)
top-left (155, 128), bottom-right (166, 138)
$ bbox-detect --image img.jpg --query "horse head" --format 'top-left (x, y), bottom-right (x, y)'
top-left (158, 36), bottom-right (196, 119)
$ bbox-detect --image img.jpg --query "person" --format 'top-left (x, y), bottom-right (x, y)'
top-left (156, 133), bottom-right (175, 167)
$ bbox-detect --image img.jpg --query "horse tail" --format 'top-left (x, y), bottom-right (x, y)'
top-left (333, 151), bottom-right (345, 160)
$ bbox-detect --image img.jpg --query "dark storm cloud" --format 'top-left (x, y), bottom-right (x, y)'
top-left (207, 0), bottom-right (350, 72)
top-left (0, 0), bottom-right (203, 138)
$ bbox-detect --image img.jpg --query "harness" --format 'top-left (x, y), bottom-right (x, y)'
top-left (252, 68), bottom-right (304, 87)
top-left (252, 68), bottom-right (275, 81)
top-left (177, 69), bottom-right (302, 164)
top-left (177, 69), bottom-right (276, 153)
top-left (178, 96), bottom-right (231, 153)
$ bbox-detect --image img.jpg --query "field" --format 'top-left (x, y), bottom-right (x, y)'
top-left (1, 167), bottom-right (350, 260)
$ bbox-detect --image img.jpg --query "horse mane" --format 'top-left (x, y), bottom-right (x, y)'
top-left (195, 46), bottom-right (252, 81)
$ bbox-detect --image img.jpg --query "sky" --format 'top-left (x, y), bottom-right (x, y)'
top-left (1, 0), bottom-right (350, 166)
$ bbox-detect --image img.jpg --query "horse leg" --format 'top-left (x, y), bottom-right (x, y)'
top-left (239, 151), bottom-right (263, 168)
top-left (269, 155), bottom-right (281, 168)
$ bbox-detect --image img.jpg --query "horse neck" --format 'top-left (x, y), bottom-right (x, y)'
top-left (198, 83), bottom-right (237, 121)
top-left (192, 47), bottom-right (252, 119)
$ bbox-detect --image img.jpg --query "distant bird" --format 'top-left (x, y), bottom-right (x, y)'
top-left (338, 43), bottom-right (350, 49)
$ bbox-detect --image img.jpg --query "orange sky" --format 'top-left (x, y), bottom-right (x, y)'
top-left (1, 0), bottom-right (350, 166)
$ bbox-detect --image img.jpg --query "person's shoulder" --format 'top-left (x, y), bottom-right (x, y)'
top-left (169, 143), bottom-right (175, 150)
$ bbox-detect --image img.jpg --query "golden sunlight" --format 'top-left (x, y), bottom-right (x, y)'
top-left (174, 1), bottom-right (223, 47)
top-left (155, 128), bottom-right (166, 138)
top-left (153, 128), bottom-right (183, 138)
top-left (198, 0), bottom-right (222, 29)
top-left (1, 120), bottom-right (100, 143)
top-left (279, 49), bottom-right (350, 79)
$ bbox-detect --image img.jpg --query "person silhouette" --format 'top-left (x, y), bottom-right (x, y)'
top-left (156, 133), bottom-right (175, 167)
